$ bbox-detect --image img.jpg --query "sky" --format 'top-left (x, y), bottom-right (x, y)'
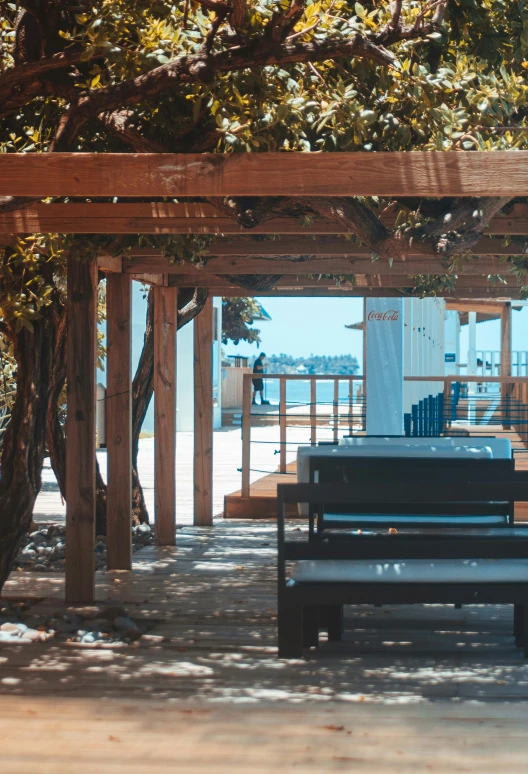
top-left (98, 287), bottom-right (528, 385)
top-left (226, 296), bottom-right (365, 363)
top-left (227, 296), bottom-right (528, 369)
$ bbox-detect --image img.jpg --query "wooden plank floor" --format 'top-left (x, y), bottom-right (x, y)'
top-left (3, 520), bottom-right (528, 771)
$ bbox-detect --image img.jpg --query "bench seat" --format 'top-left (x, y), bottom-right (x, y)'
top-left (322, 512), bottom-right (509, 527)
top-left (291, 558), bottom-right (528, 584)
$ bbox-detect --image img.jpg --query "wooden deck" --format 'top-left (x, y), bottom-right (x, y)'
top-left (3, 520), bottom-right (528, 772)
top-left (225, 427), bottom-right (528, 520)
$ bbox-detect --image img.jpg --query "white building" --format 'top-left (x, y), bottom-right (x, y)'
top-left (357, 298), bottom-right (521, 436)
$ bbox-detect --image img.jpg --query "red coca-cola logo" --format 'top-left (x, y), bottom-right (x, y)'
top-left (367, 309), bottom-right (400, 322)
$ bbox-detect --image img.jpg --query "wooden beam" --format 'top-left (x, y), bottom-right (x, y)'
top-left (198, 286), bottom-right (524, 299)
top-left (97, 255), bottom-right (123, 273)
top-left (194, 298), bottom-right (214, 526)
top-left (127, 236), bottom-right (518, 262)
top-left (3, 202), bottom-right (528, 235)
top-left (106, 273), bottom-right (132, 571)
top-left (168, 273), bottom-right (522, 291)
top-left (129, 255), bottom-right (518, 276)
top-left (446, 299), bottom-right (522, 314)
top-left (133, 273), bottom-right (168, 286)
top-left (65, 254), bottom-right (97, 604)
top-left (153, 286), bottom-right (177, 546)
top-left (2, 152), bottom-right (528, 197)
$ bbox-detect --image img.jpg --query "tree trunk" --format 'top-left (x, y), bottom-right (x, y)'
top-left (46, 294), bottom-right (107, 535)
top-left (0, 299), bottom-right (59, 591)
top-left (131, 288), bottom-right (155, 524)
top-left (0, 281), bottom-right (210, 594)
top-left (131, 285), bottom-right (209, 525)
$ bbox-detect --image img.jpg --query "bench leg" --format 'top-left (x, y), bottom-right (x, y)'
top-left (319, 604), bottom-right (343, 642)
top-left (514, 604), bottom-right (524, 648)
top-left (278, 604), bottom-right (303, 658)
top-left (454, 603), bottom-right (462, 610)
top-left (303, 605), bottom-right (319, 648)
top-left (524, 606), bottom-right (528, 659)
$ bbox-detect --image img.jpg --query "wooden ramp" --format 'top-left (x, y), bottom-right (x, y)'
top-left (224, 428), bottom-right (528, 520)
top-left (225, 461), bottom-right (298, 519)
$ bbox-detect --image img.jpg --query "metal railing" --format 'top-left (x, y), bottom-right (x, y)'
top-left (241, 373), bottom-right (364, 497)
top-left (240, 374), bottom-right (528, 498)
top-left (460, 352), bottom-right (528, 394)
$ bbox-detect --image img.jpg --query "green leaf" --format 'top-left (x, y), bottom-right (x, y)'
top-left (355, 2), bottom-right (366, 19)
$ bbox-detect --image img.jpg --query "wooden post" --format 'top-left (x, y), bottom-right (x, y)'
top-left (363, 298), bottom-right (367, 429)
top-left (106, 273), bottom-right (132, 570)
top-left (65, 255), bottom-right (97, 604)
top-left (501, 302), bottom-right (512, 430)
top-left (279, 378), bottom-right (287, 473)
top-left (241, 374), bottom-right (252, 497)
top-left (348, 378), bottom-right (354, 435)
top-left (310, 379), bottom-right (317, 446)
top-left (154, 285), bottom-right (177, 546)
top-left (443, 379), bottom-right (451, 432)
top-left (194, 297), bottom-right (214, 526)
top-left (333, 379), bottom-right (339, 443)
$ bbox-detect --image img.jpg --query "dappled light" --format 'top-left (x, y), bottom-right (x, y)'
top-left (2, 521), bottom-right (528, 706)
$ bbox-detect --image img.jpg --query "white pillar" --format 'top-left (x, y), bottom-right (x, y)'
top-left (467, 310), bottom-right (477, 423)
top-left (366, 298), bottom-right (404, 435)
top-left (403, 298), bottom-right (413, 416)
top-left (444, 310), bottom-right (459, 377)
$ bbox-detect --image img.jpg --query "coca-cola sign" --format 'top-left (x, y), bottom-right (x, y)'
top-left (367, 309), bottom-right (400, 322)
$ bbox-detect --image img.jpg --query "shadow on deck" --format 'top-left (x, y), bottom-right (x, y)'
top-left (3, 520), bottom-right (528, 771)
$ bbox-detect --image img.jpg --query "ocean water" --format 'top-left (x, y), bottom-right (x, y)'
top-left (261, 378), bottom-right (363, 406)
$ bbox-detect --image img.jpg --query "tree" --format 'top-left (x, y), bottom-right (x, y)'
top-left (222, 297), bottom-right (263, 345)
top-left (0, 0), bottom-right (527, 590)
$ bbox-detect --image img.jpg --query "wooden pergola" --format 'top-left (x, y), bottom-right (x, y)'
top-left (2, 150), bottom-right (528, 604)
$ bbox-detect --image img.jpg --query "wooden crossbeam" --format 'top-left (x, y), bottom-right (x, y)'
top-left (163, 273), bottom-right (521, 290)
top-left (126, 236), bottom-right (518, 261)
top-left (123, 255), bottom-right (518, 276)
top-left (2, 152), bottom-right (528, 197)
top-left (196, 286), bottom-right (524, 299)
top-left (446, 299), bottom-right (521, 314)
top-left (2, 202), bottom-right (528, 235)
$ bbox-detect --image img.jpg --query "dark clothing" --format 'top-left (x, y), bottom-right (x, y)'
top-left (253, 359), bottom-right (265, 391)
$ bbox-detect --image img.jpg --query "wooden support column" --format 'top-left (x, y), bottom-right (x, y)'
top-left (501, 302), bottom-right (512, 429)
top-left (65, 255), bottom-right (97, 604)
top-left (241, 374), bottom-right (252, 497)
top-left (362, 298), bottom-right (367, 428)
top-left (279, 378), bottom-right (287, 473)
top-left (194, 297), bottom-right (214, 525)
top-left (154, 285), bottom-right (177, 545)
top-left (333, 379), bottom-right (339, 443)
top-left (310, 380), bottom-right (317, 446)
top-left (106, 273), bottom-right (132, 570)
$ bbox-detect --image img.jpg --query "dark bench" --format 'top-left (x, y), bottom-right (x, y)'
top-left (277, 474), bottom-right (528, 658)
top-left (307, 456), bottom-right (516, 536)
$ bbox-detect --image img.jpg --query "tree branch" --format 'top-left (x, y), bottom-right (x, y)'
top-left (98, 111), bottom-right (168, 153)
top-left (230, 0), bottom-right (247, 30)
top-left (223, 274), bottom-right (283, 291)
top-left (51, 33), bottom-right (395, 150)
top-left (0, 50), bottom-right (91, 120)
top-left (375, 0), bottom-right (448, 46)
